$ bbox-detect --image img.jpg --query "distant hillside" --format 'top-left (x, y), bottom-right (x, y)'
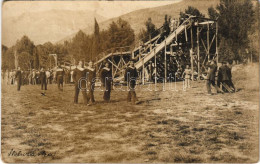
top-left (59, 0), bottom-right (219, 44)
top-left (2, 9), bottom-right (107, 47)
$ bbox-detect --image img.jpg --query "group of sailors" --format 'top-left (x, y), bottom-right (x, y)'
top-left (3, 60), bottom-right (139, 105)
top-left (3, 58), bottom-right (236, 105)
top-left (2, 68), bottom-right (75, 87)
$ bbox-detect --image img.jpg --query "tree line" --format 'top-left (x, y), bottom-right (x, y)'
top-left (2, 0), bottom-right (257, 71)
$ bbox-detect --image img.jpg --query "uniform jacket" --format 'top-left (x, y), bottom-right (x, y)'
top-left (86, 67), bottom-right (96, 84)
top-left (15, 70), bottom-right (22, 81)
top-left (100, 67), bottom-right (112, 85)
top-left (73, 67), bottom-right (87, 84)
top-left (208, 64), bottom-right (217, 81)
top-left (221, 65), bottom-right (230, 81)
top-left (40, 71), bottom-right (46, 81)
top-left (124, 66), bottom-right (138, 86)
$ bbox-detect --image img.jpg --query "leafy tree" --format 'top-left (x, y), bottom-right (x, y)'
top-left (108, 18), bottom-right (135, 50)
top-left (68, 30), bottom-right (91, 63)
top-left (208, 6), bottom-right (219, 20)
top-left (180, 6), bottom-right (205, 20)
top-left (216, 0), bottom-right (254, 61)
top-left (92, 18), bottom-right (101, 60)
top-left (138, 18), bottom-right (158, 43)
top-left (15, 35), bottom-right (35, 69)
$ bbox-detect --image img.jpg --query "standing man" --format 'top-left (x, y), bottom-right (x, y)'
top-left (220, 62), bottom-right (233, 92)
top-left (46, 68), bottom-right (51, 84)
top-left (100, 62), bottom-right (113, 102)
top-left (206, 60), bottom-right (223, 95)
top-left (217, 62), bottom-right (224, 90)
top-left (15, 67), bottom-right (22, 91)
top-left (73, 61), bottom-right (88, 105)
top-left (124, 60), bottom-right (138, 105)
top-left (226, 61), bottom-right (236, 92)
top-left (56, 64), bottom-right (65, 91)
top-left (86, 61), bottom-right (96, 104)
top-left (40, 68), bottom-right (47, 90)
top-left (32, 69), bottom-right (36, 85)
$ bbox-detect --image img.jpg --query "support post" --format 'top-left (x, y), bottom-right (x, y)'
top-left (185, 25), bottom-right (188, 42)
top-left (216, 21), bottom-right (218, 63)
top-left (207, 23), bottom-right (210, 61)
top-left (190, 26), bottom-right (194, 81)
top-left (164, 40), bottom-right (167, 82)
top-left (190, 49), bottom-right (194, 81)
top-left (197, 26), bottom-right (200, 80)
top-left (154, 48), bottom-right (157, 85)
top-left (111, 57), bottom-right (114, 78)
top-left (142, 58), bottom-right (145, 85)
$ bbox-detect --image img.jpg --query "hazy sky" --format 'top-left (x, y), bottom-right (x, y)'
top-left (3, 0), bottom-right (181, 19)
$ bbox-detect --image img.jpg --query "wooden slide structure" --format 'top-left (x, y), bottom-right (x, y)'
top-left (63, 16), bottom-right (218, 84)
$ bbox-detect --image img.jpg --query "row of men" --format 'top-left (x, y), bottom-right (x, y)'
top-left (72, 60), bottom-right (138, 105)
top-left (2, 68), bottom-right (75, 86)
top-left (11, 60), bottom-right (139, 105)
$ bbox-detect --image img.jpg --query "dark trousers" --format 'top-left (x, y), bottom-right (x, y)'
top-left (127, 91), bottom-right (137, 104)
top-left (227, 79), bottom-right (235, 91)
top-left (41, 79), bottom-right (47, 90)
top-left (127, 83), bottom-right (137, 104)
top-left (221, 80), bottom-right (232, 92)
top-left (57, 76), bottom-right (63, 90)
top-left (206, 80), bottom-right (222, 94)
top-left (87, 83), bottom-right (95, 103)
top-left (17, 79), bottom-right (21, 91)
top-left (74, 84), bottom-right (88, 104)
top-left (103, 82), bottom-right (111, 101)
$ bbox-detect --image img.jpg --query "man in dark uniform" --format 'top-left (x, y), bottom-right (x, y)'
top-left (206, 60), bottom-right (223, 95)
top-left (221, 61), bottom-right (233, 92)
top-left (40, 68), bottom-right (47, 90)
top-left (56, 64), bottom-right (65, 91)
top-left (226, 61), bottom-right (236, 92)
top-left (15, 67), bottom-right (22, 91)
top-left (217, 62), bottom-right (224, 89)
top-left (100, 62), bottom-right (113, 102)
top-left (124, 60), bottom-right (138, 104)
top-left (86, 61), bottom-right (96, 104)
top-left (73, 61), bottom-right (88, 104)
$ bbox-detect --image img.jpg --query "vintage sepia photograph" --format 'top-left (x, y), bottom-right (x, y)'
top-left (1, 0), bottom-right (259, 163)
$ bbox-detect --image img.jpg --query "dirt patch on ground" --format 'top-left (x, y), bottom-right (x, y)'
top-left (1, 64), bottom-right (259, 163)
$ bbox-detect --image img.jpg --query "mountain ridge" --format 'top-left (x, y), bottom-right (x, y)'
top-left (58, 0), bottom-right (219, 44)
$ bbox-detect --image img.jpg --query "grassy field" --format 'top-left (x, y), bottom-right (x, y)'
top-left (1, 63), bottom-right (259, 163)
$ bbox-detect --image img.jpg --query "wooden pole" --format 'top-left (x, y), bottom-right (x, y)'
top-left (197, 26), bottom-right (200, 80)
top-left (164, 40), bottom-right (167, 82)
top-left (111, 57), bottom-right (114, 78)
top-left (142, 58), bottom-right (145, 85)
top-left (216, 21), bottom-right (218, 63)
top-left (185, 25), bottom-right (188, 42)
top-left (207, 23), bottom-right (210, 61)
top-left (154, 48), bottom-right (157, 85)
top-left (190, 49), bottom-right (194, 81)
top-left (190, 27), bottom-right (194, 81)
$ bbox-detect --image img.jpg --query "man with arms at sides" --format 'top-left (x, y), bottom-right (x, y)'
top-left (86, 61), bottom-right (96, 105)
top-left (226, 61), bottom-right (236, 92)
top-left (221, 61), bottom-right (233, 93)
top-left (56, 64), bottom-right (65, 91)
top-left (100, 62), bottom-right (113, 103)
top-left (205, 60), bottom-right (223, 95)
top-left (40, 67), bottom-right (47, 91)
top-left (15, 67), bottom-right (22, 91)
top-left (73, 61), bottom-right (88, 105)
top-left (124, 60), bottom-right (138, 105)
